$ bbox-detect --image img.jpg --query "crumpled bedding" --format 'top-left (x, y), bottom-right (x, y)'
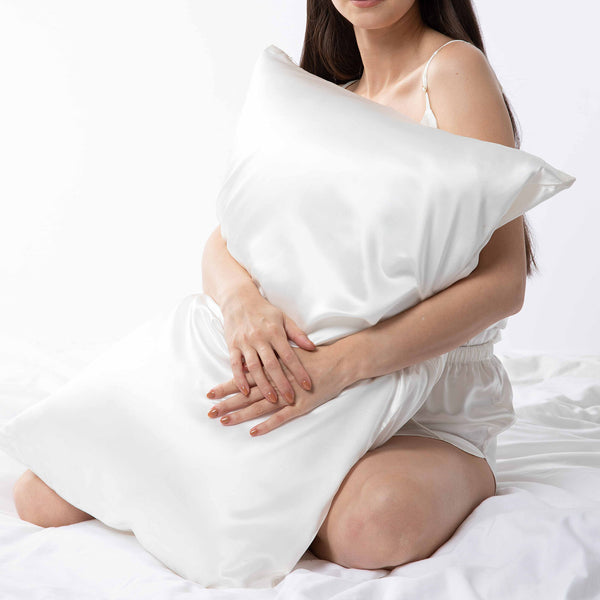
top-left (1, 336), bottom-right (598, 599)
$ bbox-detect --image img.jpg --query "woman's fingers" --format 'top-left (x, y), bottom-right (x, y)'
top-left (248, 405), bottom-right (301, 436)
top-left (207, 372), bottom-right (256, 400)
top-left (242, 346), bottom-right (280, 404)
top-left (229, 347), bottom-right (250, 396)
top-left (215, 395), bottom-right (281, 427)
top-left (207, 385), bottom-right (265, 419)
top-left (255, 343), bottom-right (296, 405)
top-left (272, 338), bottom-right (312, 392)
top-left (282, 315), bottom-right (316, 352)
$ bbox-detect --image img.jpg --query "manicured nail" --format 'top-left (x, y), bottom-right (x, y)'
top-left (267, 391), bottom-right (277, 403)
top-left (242, 385), bottom-right (249, 395)
top-left (207, 390), bottom-right (216, 399)
top-left (301, 379), bottom-right (311, 391)
top-left (220, 416), bottom-right (229, 424)
top-left (284, 391), bottom-right (294, 404)
top-left (250, 427), bottom-right (258, 436)
top-left (208, 407), bottom-right (218, 418)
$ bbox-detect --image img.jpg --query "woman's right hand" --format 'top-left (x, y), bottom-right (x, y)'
top-left (219, 286), bottom-right (316, 405)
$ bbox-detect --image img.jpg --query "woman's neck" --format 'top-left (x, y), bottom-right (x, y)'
top-left (350, 3), bottom-right (431, 97)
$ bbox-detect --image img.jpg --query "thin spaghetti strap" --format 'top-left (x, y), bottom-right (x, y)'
top-left (341, 79), bottom-right (358, 90)
top-left (421, 39), bottom-right (471, 92)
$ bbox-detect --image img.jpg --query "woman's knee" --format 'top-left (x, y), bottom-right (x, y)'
top-left (343, 473), bottom-right (433, 569)
top-left (313, 437), bottom-right (496, 571)
top-left (13, 469), bottom-right (92, 528)
top-left (311, 473), bottom-right (428, 570)
top-left (13, 469), bottom-right (45, 525)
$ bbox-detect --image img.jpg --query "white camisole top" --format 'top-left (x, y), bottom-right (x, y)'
top-left (340, 39), bottom-right (508, 347)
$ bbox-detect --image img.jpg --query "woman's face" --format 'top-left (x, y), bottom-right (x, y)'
top-left (330, 0), bottom-right (417, 30)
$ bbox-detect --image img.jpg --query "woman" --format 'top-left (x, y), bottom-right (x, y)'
top-left (14, 0), bottom-right (528, 572)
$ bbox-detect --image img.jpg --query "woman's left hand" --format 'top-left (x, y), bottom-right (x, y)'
top-left (206, 344), bottom-right (349, 436)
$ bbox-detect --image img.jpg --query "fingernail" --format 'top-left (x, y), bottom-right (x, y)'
top-left (220, 416), bottom-right (229, 424)
top-left (267, 391), bottom-right (277, 403)
top-left (301, 379), bottom-right (311, 391)
top-left (208, 407), bottom-right (218, 418)
top-left (207, 390), bottom-right (216, 399)
top-left (242, 386), bottom-right (249, 395)
top-left (284, 391), bottom-right (294, 403)
top-left (250, 427), bottom-right (258, 436)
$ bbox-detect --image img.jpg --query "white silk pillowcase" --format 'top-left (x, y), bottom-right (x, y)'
top-left (217, 45), bottom-right (575, 347)
top-left (0, 44), bottom-right (575, 589)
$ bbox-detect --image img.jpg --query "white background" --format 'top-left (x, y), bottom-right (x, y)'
top-left (0, 0), bottom-right (596, 362)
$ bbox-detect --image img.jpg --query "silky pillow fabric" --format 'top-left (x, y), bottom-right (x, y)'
top-left (216, 45), bottom-right (575, 347)
top-left (0, 44), bottom-right (575, 589)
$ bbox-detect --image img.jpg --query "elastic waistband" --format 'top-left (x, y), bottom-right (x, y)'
top-left (446, 340), bottom-right (495, 364)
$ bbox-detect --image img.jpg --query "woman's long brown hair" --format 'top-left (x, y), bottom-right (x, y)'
top-left (299, 0), bottom-right (538, 277)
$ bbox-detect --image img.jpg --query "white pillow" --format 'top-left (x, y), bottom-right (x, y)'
top-left (217, 45), bottom-right (575, 346)
top-left (0, 44), bottom-right (575, 589)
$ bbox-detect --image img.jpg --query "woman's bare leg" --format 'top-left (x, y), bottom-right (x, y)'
top-left (13, 469), bottom-right (94, 527)
top-left (309, 435), bottom-right (495, 570)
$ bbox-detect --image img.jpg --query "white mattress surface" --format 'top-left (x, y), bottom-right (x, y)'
top-left (1, 336), bottom-right (599, 599)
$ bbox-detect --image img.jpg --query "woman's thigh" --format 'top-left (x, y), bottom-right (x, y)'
top-left (309, 434), bottom-right (496, 570)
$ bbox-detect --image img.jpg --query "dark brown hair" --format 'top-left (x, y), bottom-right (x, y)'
top-left (299, 0), bottom-right (538, 277)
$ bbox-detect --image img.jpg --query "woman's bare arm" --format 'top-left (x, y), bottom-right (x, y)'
top-left (202, 225), bottom-right (316, 401)
top-left (329, 41), bottom-right (527, 388)
top-left (332, 228), bottom-right (524, 386)
top-left (201, 225), bottom-right (261, 313)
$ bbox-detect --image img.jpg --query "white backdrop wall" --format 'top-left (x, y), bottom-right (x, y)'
top-left (474, 2), bottom-right (599, 356)
top-left (0, 1), bottom-right (596, 365)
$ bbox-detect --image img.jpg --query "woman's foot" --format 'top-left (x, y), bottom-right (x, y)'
top-left (13, 469), bottom-right (94, 527)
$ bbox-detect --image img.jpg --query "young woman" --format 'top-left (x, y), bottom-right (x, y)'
top-left (13, 0), bottom-right (529, 572)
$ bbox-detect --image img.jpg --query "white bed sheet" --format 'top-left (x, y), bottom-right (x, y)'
top-left (1, 335), bottom-right (599, 599)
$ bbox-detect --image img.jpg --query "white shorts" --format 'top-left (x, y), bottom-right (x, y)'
top-left (392, 340), bottom-right (517, 487)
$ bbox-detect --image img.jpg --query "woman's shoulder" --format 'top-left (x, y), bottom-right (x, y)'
top-left (426, 38), bottom-right (494, 85)
top-left (425, 39), bottom-right (515, 147)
